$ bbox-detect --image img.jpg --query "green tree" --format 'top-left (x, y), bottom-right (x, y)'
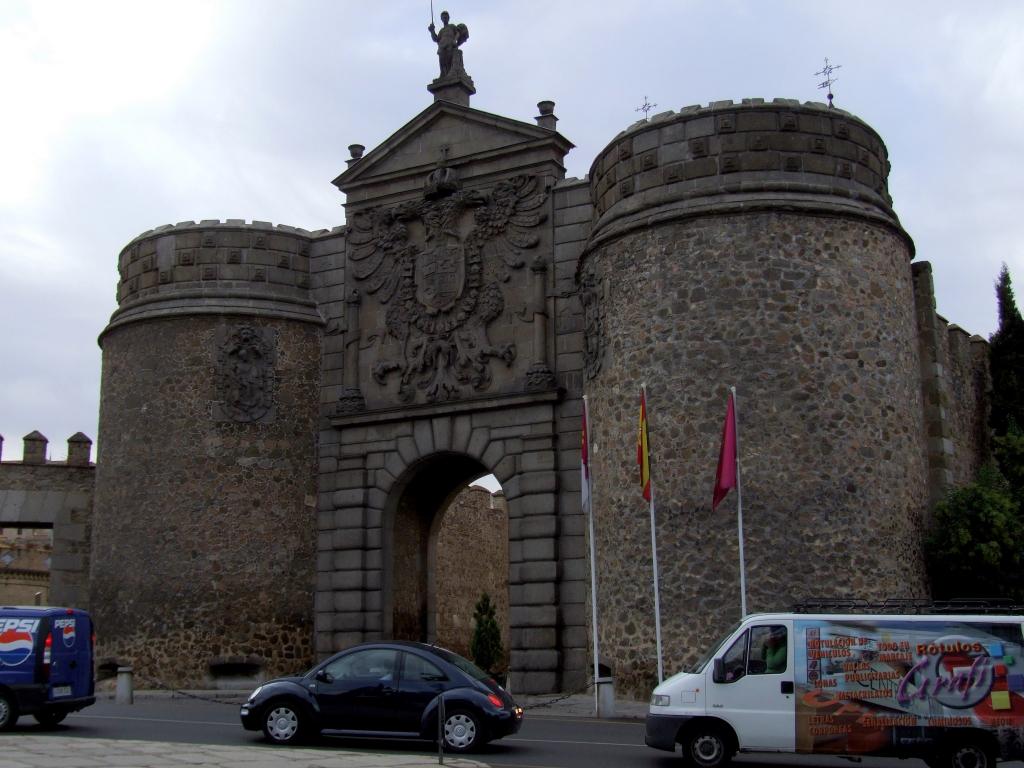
top-left (925, 463), bottom-right (1024, 602)
top-left (989, 265), bottom-right (1024, 436)
top-left (470, 593), bottom-right (503, 674)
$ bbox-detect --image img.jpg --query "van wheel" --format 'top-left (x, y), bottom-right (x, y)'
top-left (682, 725), bottom-right (734, 768)
top-left (937, 739), bottom-right (996, 768)
top-left (0, 692), bottom-right (17, 731)
top-left (35, 710), bottom-right (68, 728)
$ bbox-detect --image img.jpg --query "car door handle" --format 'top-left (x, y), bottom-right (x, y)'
top-left (780, 681), bottom-right (794, 694)
top-left (381, 686), bottom-right (396, 695)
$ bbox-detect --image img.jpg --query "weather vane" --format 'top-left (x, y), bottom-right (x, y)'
top-left (815, 58), bottom-right (842, 109)
top-left (636, 96), bottom-right (657, 120)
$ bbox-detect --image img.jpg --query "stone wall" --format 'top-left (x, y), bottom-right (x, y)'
top-left (0, 433), bottom-right (95, 606)
top-left (92, 221), bottom-right (323, 686)
top-left (434, 487), bottom-right (509, 661)
top-left (580, 100), bottom-right (929, 698)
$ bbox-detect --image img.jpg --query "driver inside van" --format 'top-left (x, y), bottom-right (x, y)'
top-left (762, 626), bottom-right (787, 673)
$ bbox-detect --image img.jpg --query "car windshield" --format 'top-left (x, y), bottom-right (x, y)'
top-left (429, 646), bottom-right (491, 682)
top-left (687, 621), bottom-right (742, 673)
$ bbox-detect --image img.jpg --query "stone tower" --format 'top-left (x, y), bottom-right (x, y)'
top-left (91, 222), bottom-right (323, 684)
top-left (579, 99), bottom-right (930, 697)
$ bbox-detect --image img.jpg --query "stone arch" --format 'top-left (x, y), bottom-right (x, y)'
top-left (320, 395), bottom-right (565, 693)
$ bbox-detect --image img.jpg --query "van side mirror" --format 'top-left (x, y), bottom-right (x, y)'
top-left (712, 658), bottom-right (725, 684)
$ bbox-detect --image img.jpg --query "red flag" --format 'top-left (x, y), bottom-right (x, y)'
top-left (638, 389), bottom-right (652, 501)
top-left (581, 403), bottom-right (591, 512)
top-left (713, 392), bottom-right (737, 510)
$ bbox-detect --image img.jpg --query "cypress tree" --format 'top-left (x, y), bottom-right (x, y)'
top-left (470, 593), bottom-right (503, 674)
top-left (990, 264), bottom-right (1024, 436)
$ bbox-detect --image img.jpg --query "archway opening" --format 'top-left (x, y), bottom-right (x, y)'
top-left (387, 455), bottom-right (508, 670)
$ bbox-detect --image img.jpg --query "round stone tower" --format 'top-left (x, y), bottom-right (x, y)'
top-left (92, 220), bottom-right (323, 686)
top-left (579, 99), bottom-right (929, 697)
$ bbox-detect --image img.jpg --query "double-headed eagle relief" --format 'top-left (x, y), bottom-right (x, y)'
top-left (348, 172), bottom-right (548, 403)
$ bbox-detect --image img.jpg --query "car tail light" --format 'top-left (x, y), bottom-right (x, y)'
top-left (486, 693), bottom-right (504, 709)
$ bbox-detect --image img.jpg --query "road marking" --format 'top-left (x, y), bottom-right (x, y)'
top-left (506, 737), bottom-right (644, 748)
top-left (71, 714), bottom-right (234, 726)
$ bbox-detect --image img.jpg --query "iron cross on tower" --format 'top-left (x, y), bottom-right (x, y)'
top-left (635, 96), bottom-right (657, 120)
top-left (815, 58), bottom-right (842, 108)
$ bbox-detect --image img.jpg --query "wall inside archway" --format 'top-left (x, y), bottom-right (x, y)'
top-left (433, 487), bottom-right (509, 663)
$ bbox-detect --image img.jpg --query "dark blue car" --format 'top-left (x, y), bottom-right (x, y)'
top-left (240, 641), bottom-right (522, 752)
top-left (0, 606), bottom-right (95, 729)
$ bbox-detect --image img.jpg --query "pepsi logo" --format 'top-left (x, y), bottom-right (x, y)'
top-left (0, 628), bottom-right (35, 667)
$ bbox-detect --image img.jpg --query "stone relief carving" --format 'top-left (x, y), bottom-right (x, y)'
top-left (347, 172), bottom-right (547, 403)
top-left (579, 264), bottom-right (607, 381)
top-left (215, 325), bottom-right (277, 422)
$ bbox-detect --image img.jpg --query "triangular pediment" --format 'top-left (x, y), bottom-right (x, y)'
top-left (334, 101), bottom-right (573, 204)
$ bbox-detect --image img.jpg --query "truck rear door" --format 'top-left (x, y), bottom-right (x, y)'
top-left (48, 611), bottom-right (92, 701)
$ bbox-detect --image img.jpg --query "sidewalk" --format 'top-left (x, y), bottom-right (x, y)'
top-left (0, 736), bottom-right (485, 768)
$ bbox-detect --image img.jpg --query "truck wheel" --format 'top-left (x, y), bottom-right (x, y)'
top-left (34, 710), bottom-right (68, 728)
top-left (682, 725), bottom-right (734, 768)
top-left (940, 739), bottom-right (996, 768)
top-left (0, 692), bottom-right (17, 731)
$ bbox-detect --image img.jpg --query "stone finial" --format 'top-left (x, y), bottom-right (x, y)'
top-left (347, 144), bottom-right (365, 167)
top-left (23, 430), bottom-right (48, 464)
top-left (536, 101), bottom-right (558, 130)
top-left (67, 432), bottom-right (93, 466)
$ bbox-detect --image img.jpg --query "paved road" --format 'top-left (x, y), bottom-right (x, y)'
top-left (18, 697), bottom-right (1012, 768)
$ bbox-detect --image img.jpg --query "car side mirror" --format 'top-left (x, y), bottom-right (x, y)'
top-left (712, 658), bottom-right (725, 684)
top-left (315, 669), bottom-right (333, 684)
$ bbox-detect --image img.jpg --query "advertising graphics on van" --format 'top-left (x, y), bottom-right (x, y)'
top-left (795, 620), bottom-right (1024, 756)
top-left (54, 617), bottom-right (76, 648)
top-left (0, 618), bottom-right (39, 667)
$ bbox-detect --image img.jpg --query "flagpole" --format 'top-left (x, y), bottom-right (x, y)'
top-left (732, 386), bottom-right (748, 617)
top-left (642, 383), bottom-right (664, 683)
top-left (582, 395), bottom-right (602, 714)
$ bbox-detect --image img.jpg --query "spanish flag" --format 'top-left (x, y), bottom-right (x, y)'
top-left (638, 388), bottom-right (652, 501)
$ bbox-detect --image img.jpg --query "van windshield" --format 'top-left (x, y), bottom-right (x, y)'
top-left (687, 621), bottom-right (742, 673)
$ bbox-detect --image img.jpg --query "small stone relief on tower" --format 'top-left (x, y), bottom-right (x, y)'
top-left (579, 263), bottom-right (607, 381)
top-left (347, 168), bottom-right (548, 403)
top-left (215, 325), bottom-right (277, 423)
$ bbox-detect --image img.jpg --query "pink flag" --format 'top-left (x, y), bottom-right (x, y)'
top-left (712, 392), bottom-right (737, 510)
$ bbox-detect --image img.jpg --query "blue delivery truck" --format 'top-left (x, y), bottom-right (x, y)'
top-left (0, 606), bottom-right (95, 729)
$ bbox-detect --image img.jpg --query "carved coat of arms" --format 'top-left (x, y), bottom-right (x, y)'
top-left (216, 325), bottom-right (276, 422)
top-left (348, 174), bottom-right (547, 402)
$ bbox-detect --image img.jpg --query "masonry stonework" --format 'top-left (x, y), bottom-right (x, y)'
top-left (66, 45), bottom-right (991, 697)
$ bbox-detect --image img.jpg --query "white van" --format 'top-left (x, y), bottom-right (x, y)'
top-left (646, 611), bottom-right (1024, 768)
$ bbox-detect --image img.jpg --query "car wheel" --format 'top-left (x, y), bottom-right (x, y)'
top-left (262, 700), bottom-right (308, 745)
top-left (939, 739), bottom-right (996, 768)
top-left (0, 693), bottom-right (17, 731)
top-left (682, 724), bottom-right (733, 768)
top-left (34, 710), bottom-right (67, 728)
top-left (443, 709), bottom-right (482, 753)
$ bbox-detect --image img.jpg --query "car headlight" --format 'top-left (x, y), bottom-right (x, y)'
top-left (651, 693), bottom-right (671, 707)
top-left (247, 686), bottom-right (263, 702)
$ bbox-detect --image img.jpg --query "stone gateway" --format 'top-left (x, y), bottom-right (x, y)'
top-left (76, 24), bottom-right (989, 697)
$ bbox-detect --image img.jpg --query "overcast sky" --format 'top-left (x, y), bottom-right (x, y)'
top-left (1, 0), bottom-right (1021, 462)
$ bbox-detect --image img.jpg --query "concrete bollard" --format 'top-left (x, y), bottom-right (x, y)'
top-left (595, 676), bottom-right (616, 718)
top-left (116, 666), bottom-right (134, 704)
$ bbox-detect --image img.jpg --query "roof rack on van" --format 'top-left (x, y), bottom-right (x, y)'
top-left (791, 598), bottom-right (1024, 615)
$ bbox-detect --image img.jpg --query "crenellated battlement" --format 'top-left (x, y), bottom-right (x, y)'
top-left (587, 97), bottom-right (903, 252)
top-left (0, 431), bottom-right (93, 466)
top-left (104, 219), bottom-right (341, 336)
